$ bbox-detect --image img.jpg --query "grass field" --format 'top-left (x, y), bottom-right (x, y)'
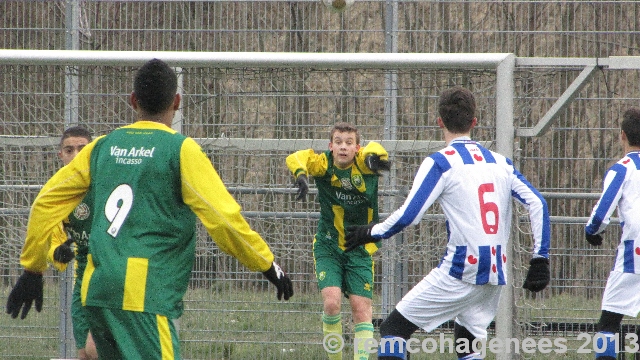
top-left (1, 282), bottom-right (638, 359)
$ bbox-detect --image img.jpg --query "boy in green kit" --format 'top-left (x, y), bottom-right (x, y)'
top-left (50, 125), bottom-right (98, 360)
top-left (7, 59), bottom-right (293, 359)
top-left (287, 122), bottom-right (390, 360)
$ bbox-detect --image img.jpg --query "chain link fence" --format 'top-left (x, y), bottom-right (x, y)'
top-left (2, 1), bottom-right (640, 359)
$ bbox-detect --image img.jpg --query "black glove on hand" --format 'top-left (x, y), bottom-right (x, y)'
top-left (365, 154), bottom-right (391, 175)
top-left (6, 270), bottom-right (44, 319)
top-left (262, 262), bottom-right (293, 301)
top-left (53, 238), bottom-right (75, 263)
top-left (585, 233), bottom-right (603, 246)
top-left (294, 174), bottom-right (309, 201)
top-left (345, 223), bottom-right (378, 252)
top-left (522, 257), bottom-right (550, 293)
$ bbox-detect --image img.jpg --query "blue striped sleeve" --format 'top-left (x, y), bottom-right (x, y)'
top-left (586, 164), bottom-right (627, 235)
top-left (376, 153), bottom-right (450, 239)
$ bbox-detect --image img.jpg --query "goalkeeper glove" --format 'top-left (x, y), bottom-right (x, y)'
top-left (585, 233), bottom-right (603, 246)
top-left (6, 270), bottom-right (44, 319)
top-left (345, 223), bottom-right (378, 252)
top-left (365, 154), bottom-right (390, 175)
top-left (294, 174), bottom-right (309, 201)
top-left (53, 238), bottom-right (75, 263)
top-left (262, 262), bottom-right (293, 301)
top-left (522, 257), bottom-right (550, 292)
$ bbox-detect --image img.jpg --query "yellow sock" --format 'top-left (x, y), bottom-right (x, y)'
top-left (322, 313), bottom-right (343, 360)
top-left (354, 322), bottom-right (374, 360)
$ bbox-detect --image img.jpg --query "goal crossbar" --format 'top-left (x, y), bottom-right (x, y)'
top-left (0, 49), bottom-right (513, 69)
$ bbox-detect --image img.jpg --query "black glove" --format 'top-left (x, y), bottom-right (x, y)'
top-left (6, 270), bottom-right (44, 319)
top-left (365, 154), bottom-right (390, 175)
top-left (522, 257), bottom-right (550, 293)
top-left (262, 262), bottom-right (293, 301)
top-left (53, 238), bottom-right (75, 263)
top-left (586, 233), bottom-right (603, 246)
top-left (294, 174), bottom-right (309, 201)
top-left (345, 223), bottom-right (378, 252)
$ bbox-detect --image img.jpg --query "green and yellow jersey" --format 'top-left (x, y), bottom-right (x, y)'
top-left (286, 142), bottom-right (388, 254)
top-left (47, 190), bottom-right (93, 279)
top-left (21, 121), bottom-right (274, 319)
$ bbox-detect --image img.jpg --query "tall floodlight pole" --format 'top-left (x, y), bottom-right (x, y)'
top-left (381, 0), bottom-right (402, 319)
top-left (61, 0), bottom-right (80, 358)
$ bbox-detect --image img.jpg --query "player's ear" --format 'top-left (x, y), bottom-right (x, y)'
top-left (437, 117), bottom-right (445, 128)
top-left (129, 92), bottom-right (138, 110)
top-left (173, 93), bottom-right (181, 110)
top-left (620, 129), bottom-right (627, 143)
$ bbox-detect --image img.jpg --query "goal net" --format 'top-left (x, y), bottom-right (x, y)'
top-left (0, 51), bottom-right (514, 358)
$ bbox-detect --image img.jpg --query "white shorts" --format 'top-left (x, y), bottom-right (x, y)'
top-left (602, 271), bottom-right (640, 317)
top-left (395, 267), bottom-right (502, 339)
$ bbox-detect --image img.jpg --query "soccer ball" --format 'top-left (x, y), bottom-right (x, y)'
top-left (321, 0), bottom-right (355, 13)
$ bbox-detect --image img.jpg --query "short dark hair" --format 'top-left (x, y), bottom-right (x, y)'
top-left (133, 59), bottom-right (178, 115)
top-left (621, 107), bottom-right (640, 147)
top-left (60, 125), bottom-right (92, 147)
top-left (330, 122), bottom-right (360, 144)
top-left (438, 86), bottom-right (476, 133)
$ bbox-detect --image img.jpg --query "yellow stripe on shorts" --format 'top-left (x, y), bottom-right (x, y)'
top-left (157, 314), bottom-right (175, 360)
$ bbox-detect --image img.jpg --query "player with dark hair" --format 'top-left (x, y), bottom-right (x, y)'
top-left (287, 122), bottom-right (390, 360)
top-left (6, 58), bottom-right (293, 359)
top-left (585, 107), bottom-right (640, 360)
top-left (48, 125), bottom-right (98, 359)
top-left (345, 87), bottom-right (551, 360)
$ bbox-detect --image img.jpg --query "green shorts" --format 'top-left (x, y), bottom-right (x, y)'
top-left (313, 236), bottom-right (374, 299)
top-left (86, 306), bottom-right (180, 360)
top-left (72, 280), bottom-right (90, 349)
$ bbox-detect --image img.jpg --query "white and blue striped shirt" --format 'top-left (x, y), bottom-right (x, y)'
top-left (586, 151), bottom-right (640, 274)
top-left (372, 137), bottom-right (550, 285)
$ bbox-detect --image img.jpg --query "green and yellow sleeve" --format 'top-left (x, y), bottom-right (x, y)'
top-left (21, 140), bottom-right (95, 273)
top-left (180, 137), bottom-right (274, 272)
top-left (356, 141), bottom-right (389, 174)
top-left (286, 149), bottom-right (329, 178)
top-left (46, 222), bottom-right (71, 272)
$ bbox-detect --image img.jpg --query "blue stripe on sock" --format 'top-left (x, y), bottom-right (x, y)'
top-left (595, 332), bottom-right (617, 358)
top-left (378, 336), bottom-right (406, 359)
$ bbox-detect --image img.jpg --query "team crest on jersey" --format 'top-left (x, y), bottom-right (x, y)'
top-left (340, 177), bottom-right (353, 190)
top-left (351, 174), bottom-right (364, 188)
top-left (73, 203), bottom-right (90, 220)
top-left (318, 271), bottom-right (326, 281)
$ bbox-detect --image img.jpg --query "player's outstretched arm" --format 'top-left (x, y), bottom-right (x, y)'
top-left (286, 149), bottom-right (330, 201)
top-left (181, 140), bottom-right (274, 268)
top-left (344, 223), bottom-right (377, 252)
top-left (262, 262), bottom-right (294, 301)
top-left (6, 270), bottom-right (43, 319)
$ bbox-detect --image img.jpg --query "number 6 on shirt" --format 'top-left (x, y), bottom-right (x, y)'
top-left (105, 184), bottom-right (133, 238)
top-left (478, 183), bottom-right (498, 234)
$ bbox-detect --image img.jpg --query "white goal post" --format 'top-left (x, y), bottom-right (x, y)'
top-left (0, 49), bottom-right (521, 357)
